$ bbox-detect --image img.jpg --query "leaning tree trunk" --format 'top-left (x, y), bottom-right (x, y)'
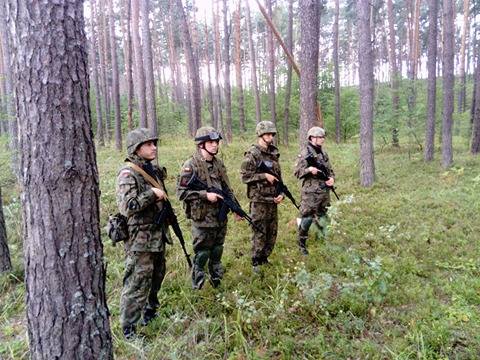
top-left (132, 0), bottom-right (148, 128)
top-left (333, 0), bottom-right (341, 144)
top-left (141, 0), bottom-right (158, 135)
top-left (0, 187), bottom-right (12, 273)
top-left (245, 0), bottom-right (261, 124)
top-left (471, 45), bottom-right (480, 154)
top-left (357, 0), bottom-right (376, 186)
top-left (424, 0), bottom-right (438, 161)
top-left (299, 0), bottom-right (320, 148)
top-left (234, 3), bottom-right (246, 133)
top-left (108, 0), bottom-right (122, 150)
top-left (8, 0), bottom-right (113, 358)
top-left (442, 0), bottom-right (454, 168)
top-left (283, 0), bottom-right (293, 145)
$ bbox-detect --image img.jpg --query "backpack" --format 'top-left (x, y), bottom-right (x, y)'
top-left (106, 213), bottom-right (128, 245)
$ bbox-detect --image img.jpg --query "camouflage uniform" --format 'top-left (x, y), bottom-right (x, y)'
top-left (176, 127), bottom-right (232, 289)
top-left (116, 128), bottom-right (169, 336)
top-left (294, 127), bottom-right (335, 254)
top-left (240, 121), bottom-right (282, 268)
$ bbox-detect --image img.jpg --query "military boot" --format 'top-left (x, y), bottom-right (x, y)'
top-left (298, 235), bottom-right (309, 255)
top-left (123, 324), bottom-right (136, 340)
top-left (142, 308), bottom-right (158, 326)
top-left (192, 250), bottom-right (209, 290)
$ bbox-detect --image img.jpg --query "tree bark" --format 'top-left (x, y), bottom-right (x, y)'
top-left (109, 0), bottom-right (122, 150)
top-left (213, 5), bottom-right (224, 134)
top-left (132, 0), bottom-right (148, 127)
top-left (141, 0), bottom-right (158, 135)
top-left (457, 0), bottom-right (470, 113)
top-left (0, 187), bottom-right (11, 273)
top-left (266, 0), bottom-right (276, 125)
top-left (333, 0), bottom-right (341, 144)
top-left (223, 0), bottom-right (233, 141)
top-left (204, 21), bottom-right (215, 126)
top-left (122, 0), bottom-right (134, 130)
top-left (357, 0), bottom-right (376, 186)
top-left (283, 0), bottom-right (294, 145)
top-left (471, 44), bottom-right (480, 153)
top-left (8, 0), bottom-right (113, 357)
top-left (299, 0), bottom-right (320, 148)
top-left (89, 0), bottom-right (105, 146)
top-left (99, 0), bottom-right (112, 141)
top-left (387, 0), bottom-right (400, 146)
top-left (234, 3), bottom-right (246, 133)
top-left (442, 0), bottom-right (454, 168)
top-left (245, 0), bottom-right (262, 124)
top-left (424, 0), bottom-right (438, 161)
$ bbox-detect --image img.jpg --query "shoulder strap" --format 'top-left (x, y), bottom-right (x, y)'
top-left (125, 162), bottom-right (163, 189)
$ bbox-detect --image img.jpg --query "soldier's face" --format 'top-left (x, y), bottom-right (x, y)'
top-left (136, 140), bottom-right (157, 161)
top-left (204, 140), bottom-right (219, 154)
top-left (310, 136), bottom-right (325, 147)
top-left (259, 133), bottom-right (275, 146)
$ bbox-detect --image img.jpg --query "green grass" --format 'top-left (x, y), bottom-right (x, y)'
top-left (1, 132), bottom-right (480, 359)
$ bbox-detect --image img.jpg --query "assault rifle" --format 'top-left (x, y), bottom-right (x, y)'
top-left (256, 161), bottom-right (300, 209)
top-left (186, 174), bottom-right (264, 234)
top-left (304, 151), bottom-right (339, 200)
top-left (154, 200), bottom-right (193, 268)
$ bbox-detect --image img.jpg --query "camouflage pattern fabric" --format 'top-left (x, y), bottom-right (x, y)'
top-left (241, 144), bottom-right (282, 265)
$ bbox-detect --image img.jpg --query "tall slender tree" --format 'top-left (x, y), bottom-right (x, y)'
top-left (99, 0), bottom-right (112, 140)
top-left (109, 0), bottom-right (122, 149)
top-left (204, 20), bottom-right (215, 126)
top-left (424, 0), bottom-right (438, 161)
top-left (122, 0), bottom-right (134, 130)
top-left (471, 44), bottom-right (480, 154)
top-left (442, 0), bottom-right (454, 168)
top-left (213, 5), bottom-right (224, 134)
top-left (457, 0), bottom-right (470, 113)
top-left (283, 0), bottom-right (294, 145)
top-left (223, 0), bottom-right (233, 141)
top-left (387, 0), bottom-right (400, 146)
top-left (8, 0), bottom-right (113, 357)
top-left (0, 187), bottom-right (11, 273)
top-left (333, 0), bottom-right (341, 143)
top-left (357, 0), bottom-right (375, 186)
top-left (234, 2), bottom-right (246, 132)
top-left (132, 0), bottom-right (148, 127)
top-left (266, 0), bottom-right (276, 125)
top-left (245, 0), bottom-right (262, 123)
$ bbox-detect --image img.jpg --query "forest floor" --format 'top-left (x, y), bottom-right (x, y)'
top-left (1, 134), bottom-right (479, 359)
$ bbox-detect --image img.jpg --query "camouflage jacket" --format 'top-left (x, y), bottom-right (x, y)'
top-left (294, 143), bottom-right (335, 194)
top-left (240, 144), bottom-right (282, 203)
top-left (116, 154), bottom-right (168, 252)
top-left (176, 151), bottom-right (232, 228)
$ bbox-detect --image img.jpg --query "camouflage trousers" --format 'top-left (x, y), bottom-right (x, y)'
top-left (298, 190), bottom-right (330, 239)
top-left (191, 224), bottom-right (227, 289)
top-left (120, 250), bottom-right (166, 330)
top-left (250, 202), bottom-right (278, 265)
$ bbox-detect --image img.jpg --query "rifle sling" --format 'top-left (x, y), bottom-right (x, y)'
top-left (125, 162), bottom-right (164, 190)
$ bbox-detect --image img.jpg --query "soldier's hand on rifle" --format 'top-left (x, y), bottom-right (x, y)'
top-left (265, 173), bottom-right (278, 184)
top-left (273, 194), bottom-right (284, 204)
top-left (233, 213), bottom-right (243, 221)
top-left (308, 166), bottom-right (319, 175)
top-left (206, 192), bottom-right (223, 203)
top-left (326, 177), bottom-right (334, 187)
top-left (152, 188), bottom-right (168, 201)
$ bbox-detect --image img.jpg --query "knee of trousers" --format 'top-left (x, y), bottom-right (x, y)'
top-left (210, 244), bottom-right (223, 263)
top-left (299, 217), bottom-right (313, 232)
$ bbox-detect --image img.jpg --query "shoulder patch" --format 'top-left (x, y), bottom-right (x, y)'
top-left (183, 167), bottom-right (192, 173)
top-left (119, 169), bottom-right (131, 177)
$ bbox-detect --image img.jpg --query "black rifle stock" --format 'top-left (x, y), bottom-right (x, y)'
top-left (256, 161), bottom-right (300, 209)
top-left (305, 152), bottom-right (340, 200)
top-left (186, 174), bottom-right (265, 234)
top-left (155, 200), bottom-right (193, 268)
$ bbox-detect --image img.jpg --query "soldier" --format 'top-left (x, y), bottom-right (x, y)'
top-left (177, 126), bottom-right (236, 290)
top-left (240, 121), bottom-right (284, 272)
top-left (116, 128), bottom-right (170, 339)
top-left (294, 127), bottom-right (335, 255)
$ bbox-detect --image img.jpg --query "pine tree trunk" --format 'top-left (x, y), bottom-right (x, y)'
top-left (234, 3), bottom-right (246, 133)
top-left (470, 45), bottom-right (480, 153)
top-left (213, 5), bottom-right (224, 134)
top-left (266, 0), bottom-right (276, 125)
top-left (457, 0), bottom-right (470, 113)
top-left (283, 0), bottom-right (293, 145)
top-left (132, 0), bottom-right (148, 128)
top-left (424, 0), bottom-right (438, 161)
top-left (100, 0), bottom-right (112, 141)
top-left (167, 0), bottom-right (179, 107)
top-left (357, 0), bottom-right (376, 186)
top-left (333, 0), bottom-right (341, 144)
top-left (9, 0), bottom-right (113, 357)
top-left (89, 1), bottom-right (105, 146)
top-left (0, 187), bottom-right (11, 273)
top-left (245, 0), bottom-right (261, 124)
top-left (204, 21), bottom-right (215, 127)
top-left (122, 0), bottom-right (134, 130)
top-left (109, 0), bottom-right (122, 150)
top-left (223, 0), bottom-right (233, 141)
top-left (299, 0), bottom-right (320, 148)
top-left (387, 0), bottom-right (400, 146)
top-left (141, 0), bottom-right (158, 135)
top-left (442, 0), bottom-right (454, 168)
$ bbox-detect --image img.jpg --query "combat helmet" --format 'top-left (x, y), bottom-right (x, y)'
top-left (194, 126), bottom-right (222, 145)
top-left (256, 121), bottom-right (277, 137)
top-left (307, 126), bottom-right (325, 139)
top-left (126, 128), bottom-right (158, 156)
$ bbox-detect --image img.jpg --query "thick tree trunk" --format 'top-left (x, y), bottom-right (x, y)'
top-left (141, 0), bottom-right (158, 135)
top-left (109, 0), bottom-right (122, 150)
top-left (132, 0), bottom-right (148, 128)
top-left (223, 0), bottom-right (233, 141)
top-left (387, 0), bottom-right (400, 146)
top-left (8, 0), bottom-right (113, 357)
top-left (357, 0), bottom-right (375, 186)
top-left (424, 0), bottom-right (438, 161)
top-left (471, 46), bottom-right (480, 153)
top-left (89, 1), bottom-right (105, 146)
top-left (234, 3), bottom-right (246, 133)
top-left (245, 0), bottom-right (262, 124)
top-left (457, 0), bottom-right (470, 113)
top-left (442, 0), bottom-right (454, 168)
top-left (333, 0), bottom-right (341, 144)
top-left (122, 0), bottom-right (134, 130)
top-left (299, 0), bottom-right (320, 148)
top-left (283, 0), bottom-right (293, 145)
top-left (0, 187), bottom-right (11, 273)
top-left (266, 0), bottom-right (276, 125)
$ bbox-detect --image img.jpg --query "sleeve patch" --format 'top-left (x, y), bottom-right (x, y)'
top-left (183, 167), bottom-right (192, 173)
top-left (120, 170), bottom-right (131, 177)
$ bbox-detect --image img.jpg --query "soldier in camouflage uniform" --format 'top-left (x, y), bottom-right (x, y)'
top-left (177, 126), bottom-right (237, 289)
top-left (116, 128), bottom-right (170, 338)
top-left (240, 121), bottom-right (284, 272)
top-left (294, 127), bottom-right (335, 255)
